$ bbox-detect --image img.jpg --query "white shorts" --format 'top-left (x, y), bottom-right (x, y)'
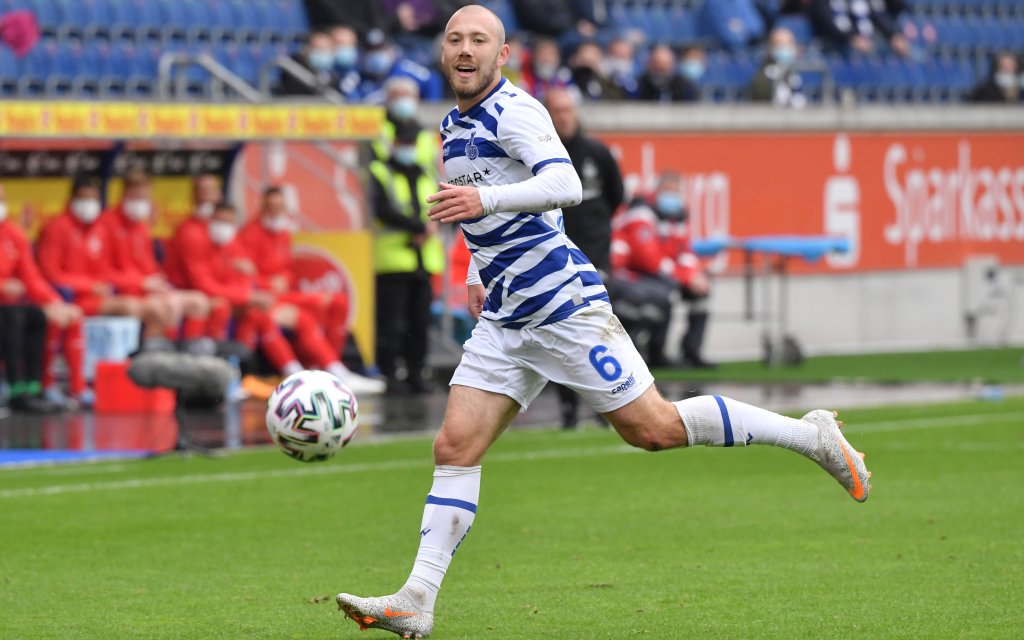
top-left (450, 304), bottom-right (655, 413)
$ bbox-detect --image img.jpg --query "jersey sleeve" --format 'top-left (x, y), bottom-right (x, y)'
top-left (499, 99), bottom-right (573, 175)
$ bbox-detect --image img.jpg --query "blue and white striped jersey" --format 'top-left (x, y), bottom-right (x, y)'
top-left (440, 78), bottom-right (609, 329)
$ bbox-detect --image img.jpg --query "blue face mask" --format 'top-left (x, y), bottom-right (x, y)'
top-left (771, 46), bottom-right (797, 67)
top-left (392, 146), bottom-right (418, 166)
top-left (309, 50), bottom-right (334, 71)
top-left (655, 192), bottom-right (685, 217)
top-left (680, 60), bottom-right (705, 82)
top-left (389, 96), bottom-right (417, 120)
top-left (334, 46), bottom-right (357, 68)
top-left (364, 51), bottom-right (393, 76)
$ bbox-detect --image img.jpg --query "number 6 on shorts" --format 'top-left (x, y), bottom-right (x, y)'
top-left (589, 345), bottom-right (622, 382)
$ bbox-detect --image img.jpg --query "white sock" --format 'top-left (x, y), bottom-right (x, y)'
top-left (401, 465), bottom-right (481, 613)
top-left (674, 395), bottom-right (818, 456)
top-left (282, 361), bottom-right (303, 377)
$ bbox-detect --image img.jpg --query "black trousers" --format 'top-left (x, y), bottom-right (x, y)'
top-left (0, 304), bottom-right (47, 387)
top-left (375, 271), bottom-right (433, 383)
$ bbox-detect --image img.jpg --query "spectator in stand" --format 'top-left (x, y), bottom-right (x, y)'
top-left (522, 37), bottom-right (575, 102)
top-left (358, 28), bottom-right (443, 103)
top-left (164, 173), bottom-right (233, 344)
top-left (328, 24), bottom-right (365, 101)
top-left (546, 87), bottom-right (625, 428)
top-left (804, 0), bottom-right (910, 57)
top-left (501, 34), bottom-right (529, 87)
top-left (238, 187), bottom-right (385, 394)
top-left (277, 30), bottom-right (342, 97)
top-left (0, 184), bottom-right (81, 412)
top-left (103, 170), bottom-right (213, 354)
top-left (371, 77), bottom-right (439, 179)
top-left (698, 0), bottom-right (766, 51)
top-left (382, 0), bottom-right (470, 58)
top-left (511, 0), bottom-right (575, 37)
top-left (301, 0), bottom-right (387, 36)
top-left (678, 45), bottom-right (708, 88)
top-left (969, 51), bottom-right (1022, 104)
top-left (613, 172), bottom-right (714, 368)
top-left (637, 44), bottom-right (700, 103)
top-left (569, 40), bottom-right (625, 101)
top-left (749, 27), bottom-right (807, 107)
top-left (605, 36), bottom-right (640, 98)
top-left (36, 176), bottom-right (174, 352)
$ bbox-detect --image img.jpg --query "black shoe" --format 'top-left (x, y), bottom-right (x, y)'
top-left (10, 394), bottom-right (65, 414)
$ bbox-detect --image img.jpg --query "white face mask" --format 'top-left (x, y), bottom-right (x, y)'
top-left (0, 202), bottom-right (8, 223)
top-left (208, 220), bottom-right (237, 246)
top-left (261, 215), bottom-right (291, 233)
top-left (71, 198), bottom-right (101, 224)
top-left (123, 199), bottom-right (151, 222)
top-left (195, 201), bottom-right (216, 219)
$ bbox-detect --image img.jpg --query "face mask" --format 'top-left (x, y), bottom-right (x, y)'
top-left (392, 146), bottom-right (418, 166)
top-left (309, 50), bottom-right (334, 71)
top-left (772, 46), bottom-right (797, 67)
top-left (680, 60), bottom-right (705, 82)
top-left (122, 199), bottom-right (151, 222)
top-left (534, 62), bottom-right (558, 81)
top-left (364, 50), bottom-right (392, 76)
top-left (334, 45), bottom-right (357, 68)
top-left (388, 96), bottom-right (418, 120)
top-left (261, 215), bottom-right (290, 233)
top-left (195, 201), bottom-right (215, 219)
top-left (655, 192), bottom-right (685, 217)
top-left (71, 198), bottom-right (101, 224)
top-left (208, 221), bottom-right (237, 246)
top-left (994, 71), bottom-right (1018, 90)
top-left (0, 202), bottom-right (8, 223)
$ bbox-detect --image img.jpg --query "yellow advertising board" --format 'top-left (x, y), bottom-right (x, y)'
top-left (0, 102), bottom-right (383, 141)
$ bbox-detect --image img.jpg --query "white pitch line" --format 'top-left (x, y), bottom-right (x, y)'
top-left (843, 410), bottom-right (1024, 434)
top-left (0, 444), bottom-right (637, 499)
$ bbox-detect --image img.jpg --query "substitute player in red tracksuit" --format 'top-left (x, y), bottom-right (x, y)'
top-left (102, 170), bottom-right (214, 350)
top-left (238, 187), bottom-right (383, 394)
top-left (163, 172), bottom-right (232, 341)
top-left (0, 183), bottom-right (86, 408)
top-left (36, 176), bottom-right (176, 349)
top-left (612, 171), bottom-right (714, 368)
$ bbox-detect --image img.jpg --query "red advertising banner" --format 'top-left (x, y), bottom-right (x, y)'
top-left (599, 131), bottom-right (1024, 272)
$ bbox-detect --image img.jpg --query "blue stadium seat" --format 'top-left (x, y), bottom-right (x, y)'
top-left (0, 46), bottom-right (18, 95)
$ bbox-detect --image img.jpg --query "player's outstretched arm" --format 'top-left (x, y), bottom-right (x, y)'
top-left (427, 162), bottom-right (582, 223)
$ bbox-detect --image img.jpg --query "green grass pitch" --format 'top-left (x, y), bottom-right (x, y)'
top-left (2, 397), bottom-right (1023, 639)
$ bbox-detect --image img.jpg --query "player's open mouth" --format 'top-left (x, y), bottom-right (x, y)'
top-left (455, 64), bottom-right (476, 78)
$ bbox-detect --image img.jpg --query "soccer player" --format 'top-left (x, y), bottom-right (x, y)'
top-left (335, 6), bottom-right (872, 638)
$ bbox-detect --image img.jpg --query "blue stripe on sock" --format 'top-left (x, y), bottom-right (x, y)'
top-left (713, 395), bottom-right (734, 447)
top-left (426, 494), bottom-right (477, 514)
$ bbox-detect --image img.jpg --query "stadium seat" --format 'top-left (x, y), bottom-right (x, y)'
top-left (0, 46), bottom-right (18, 96)
top-left (774, 14), bottom-right (815, 46)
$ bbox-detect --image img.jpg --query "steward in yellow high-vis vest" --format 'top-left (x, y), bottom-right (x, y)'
top-left (368, 127), bottom-right (444, 393)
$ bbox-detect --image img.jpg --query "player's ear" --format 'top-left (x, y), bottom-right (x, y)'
top-left (497, 43), bottom-right (510, 67)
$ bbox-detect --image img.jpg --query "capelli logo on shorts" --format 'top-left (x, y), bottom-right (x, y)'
top-left (610, 375), bottom-right (636, 394)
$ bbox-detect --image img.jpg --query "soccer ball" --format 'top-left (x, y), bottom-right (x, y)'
top-left (265, 370), bottom-right (359, 462)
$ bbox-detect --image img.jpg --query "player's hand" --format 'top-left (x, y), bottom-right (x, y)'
top-left (142, 274), bottom-right (169, 293)
top-left (249, 290), bottom-right (275, 310)
top-left (427, 183), bottom-right (485, 223)
top-left (269, 274), bottom-right (289, 294)
top-left (1, 278), bottom-right (25, 299)
top-left (92, 282), bottom-right (113, 297)
top-left (42, 302), bottom-right (82, 327)
top-left (467, 283), bottom-right (485, 320)
top-left (687, 272), bottom-right (710, 297)
top-left (233, 258), bottom-right (257, 276)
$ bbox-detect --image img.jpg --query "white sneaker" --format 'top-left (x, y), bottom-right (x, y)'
top-left (338, 371), bottom-right (387, 395)
top-left (801, 410), bottom-right (872, 502)
top-left (337, 592), bottom-right (433, 638)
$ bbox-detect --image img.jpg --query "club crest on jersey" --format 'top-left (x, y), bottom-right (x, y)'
top-left (466, 131), bottom-right (479, 161)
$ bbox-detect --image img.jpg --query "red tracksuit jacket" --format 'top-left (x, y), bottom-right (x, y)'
top-left (0, 220), bottom-right (60, 305)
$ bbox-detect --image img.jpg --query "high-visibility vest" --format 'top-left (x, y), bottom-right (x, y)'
top-left (369, 160), bottom-right (445, 275)
top-left (372, 121), bottom-right (440, 182)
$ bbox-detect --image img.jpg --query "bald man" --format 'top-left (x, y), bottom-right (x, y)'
top-left (336, 6), bottom-right (872, 638)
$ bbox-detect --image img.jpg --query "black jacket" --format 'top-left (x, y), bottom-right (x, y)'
top-left (558, 129), bottom-right (624, 274)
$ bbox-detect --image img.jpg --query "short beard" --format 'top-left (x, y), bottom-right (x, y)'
top-left (448, 60), bottom-right (500, 100)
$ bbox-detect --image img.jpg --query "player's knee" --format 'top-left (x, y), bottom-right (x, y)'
top-left (619, 424), bottom-right (673, 452)
top-left (432, 428), bottom-right (477, 465)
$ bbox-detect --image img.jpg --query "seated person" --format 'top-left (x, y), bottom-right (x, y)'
top-left (0, 183), bottom-right (83, 410)
top-left (36, 176), bottom-right (175, 352)
top-left (238, 187), bottom-right (383, 393)
top-left (102, 170), bottom-right (214, 353)
top-left (612, 172), bottom-right (714, 368)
